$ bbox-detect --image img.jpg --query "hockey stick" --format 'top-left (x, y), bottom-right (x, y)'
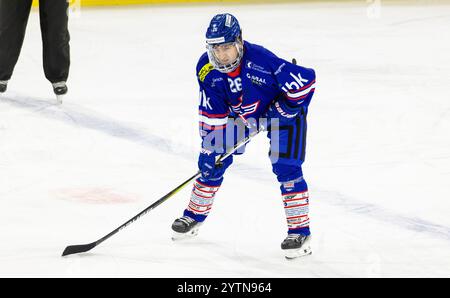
top-left (62, 128), bottom-right (261, 256)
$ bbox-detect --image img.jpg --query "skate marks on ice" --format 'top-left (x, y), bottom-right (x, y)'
top-left (55, 224), bottom-right (339, 277)
top-left (230, 167), bottom-right (450, 244)
top-left (0, 94), bottom-right (77, 122)
top-left (0, 93), bottom-right (192, 159)
top-left (96, 238), bottom-right (337, 277)
top-left (2, 94), bottom-right (450, 245)
top-left (315, 189), bottom-right (450, 243)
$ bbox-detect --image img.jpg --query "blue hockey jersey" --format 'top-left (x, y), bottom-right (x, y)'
top-left (196, 40), bottom-right (316, 153)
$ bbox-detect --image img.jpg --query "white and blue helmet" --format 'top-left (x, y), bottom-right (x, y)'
top-left (205, 13), bottom-right (244, 73)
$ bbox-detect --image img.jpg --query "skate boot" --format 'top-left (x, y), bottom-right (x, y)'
top-left (281, 234), bottom-right (312, 259)
top-left (0, 81), bottom-right (7, 93)
top-left (171, 216), bottom-right (202, 241)
top-left (52, 81), bottom-right (68, 103)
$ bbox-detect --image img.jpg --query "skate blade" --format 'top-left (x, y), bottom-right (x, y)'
top-left (56, 95), bottom-right (64, 105)
top-left (171, 228), bottom-right (200, 241)
top-left (284, 246), bottom-right (312, 260)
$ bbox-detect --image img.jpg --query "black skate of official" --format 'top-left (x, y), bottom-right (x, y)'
top-left (171, 216), bottom-right (203, 241)
top-left (52, 81), bottom-right (68, 103)
top-left (281, 234), bottom-right (312, 259)
top-left (0, 81), bottom-right (7, 93)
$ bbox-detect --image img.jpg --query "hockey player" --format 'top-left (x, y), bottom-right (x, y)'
top-left (0, 0), bottom-right (70, 100)
top-left (171, 13), bottom-right (316, 259)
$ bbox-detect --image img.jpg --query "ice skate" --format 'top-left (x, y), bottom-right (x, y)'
top-left (281, 234), bottom-right (312, 259)
top-left (52, 81), bottom-right (67, 103)
top-left (171, 216), bottom-right (202, 241)
top-left (0, 81), bottom-right (7, 93)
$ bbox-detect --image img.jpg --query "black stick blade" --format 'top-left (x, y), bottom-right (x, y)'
top-left (62, 242), bottom-right (97, 256)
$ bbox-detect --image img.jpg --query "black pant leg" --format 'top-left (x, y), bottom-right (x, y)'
top-left (0, 0), bottom-right (33, 81)
top-left (39, 0), bottom-right (70, 83)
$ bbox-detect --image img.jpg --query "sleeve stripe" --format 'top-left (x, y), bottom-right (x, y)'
top-left (199, 123), bottom-right (227, 130)
top-left (199, 110), bottom-right (229, 118)
top-left (199, 115), bottom-right (228, 126)
top-left (297, 79), bottom-right (316, 91)
top-left (285, 84), bottom-right (316, 99)
top-left (285, 89), bottom-right (314, 102)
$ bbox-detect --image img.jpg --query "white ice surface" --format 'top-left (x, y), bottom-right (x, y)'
top-left (0, 1), bottom-right (449, 277)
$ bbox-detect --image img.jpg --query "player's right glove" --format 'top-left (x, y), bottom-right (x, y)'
top-left (198, 149), bottom-right (233, 180)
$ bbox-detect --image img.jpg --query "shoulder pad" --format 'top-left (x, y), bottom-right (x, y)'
top-left (198, 62), bottom-right (214, 82)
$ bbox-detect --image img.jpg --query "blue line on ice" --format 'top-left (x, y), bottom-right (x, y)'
top-left (0, 94), bottom-right (194, 159)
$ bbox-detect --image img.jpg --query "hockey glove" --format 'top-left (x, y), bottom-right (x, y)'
top-left (261, 98), bottom-right (301, 130)
top-left (198, 149), bottom-right (233, 180)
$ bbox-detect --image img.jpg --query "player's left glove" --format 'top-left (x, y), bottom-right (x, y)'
top-left (260, 98), bottom-right (301, 131)
top-left (198, 149), bottom-right (233, 180)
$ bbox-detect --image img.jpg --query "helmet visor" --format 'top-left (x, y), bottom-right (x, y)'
top-left (206, 40), bottom-right (243, 73)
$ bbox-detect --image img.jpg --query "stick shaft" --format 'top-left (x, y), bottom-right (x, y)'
top-left (62, 129), bottom-right (261, 256)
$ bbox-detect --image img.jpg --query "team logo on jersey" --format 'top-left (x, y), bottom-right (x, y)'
top-left (198, 62), bottom-right (214, 82)
top-left (245, 60), bottom-right (271, 74)
top-left (240, 101), bottom-right (260, 117)
top-left (246, 73), bottom-right (266, 86)
top-left (211, 77), bottom-right (223, 87)
top-left (281, 71), bottom-right (309, 92)
top-left (199, 89), bottom-right (212, 110)
top-left (274, 63), bottom-right (286, 75)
